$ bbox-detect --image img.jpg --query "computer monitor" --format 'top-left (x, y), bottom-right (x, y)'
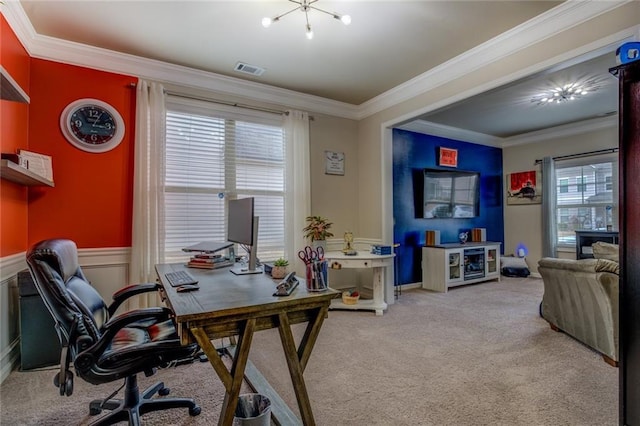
top-left (227, 197), bottom-right (262, 275)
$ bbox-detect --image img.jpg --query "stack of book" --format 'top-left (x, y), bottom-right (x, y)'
top-left (371, 244), bottom-right (393, 255)
top-left (471, 228), bottom-right (487, 242)
top-left (187, 252), bottom-right (232, 269)
top-left (425, 230), bottom-right (441, 246)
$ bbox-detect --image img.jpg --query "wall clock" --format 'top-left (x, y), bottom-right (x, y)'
top-left (60, 98), bottom-right (125, 153)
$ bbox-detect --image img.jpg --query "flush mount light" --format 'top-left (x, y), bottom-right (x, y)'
top-left (531, 79), bottom-right (599, 105)
top-left (262, 0), bottom-right (351, 40)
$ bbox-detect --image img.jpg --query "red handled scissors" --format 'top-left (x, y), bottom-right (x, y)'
top-left (298, 246), bottom-right (324, 264)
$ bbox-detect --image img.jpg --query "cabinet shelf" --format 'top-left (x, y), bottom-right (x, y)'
top-left (0, 160), bottom-right (54, 187)
top-left (0, 66), bottom-right (30, 103)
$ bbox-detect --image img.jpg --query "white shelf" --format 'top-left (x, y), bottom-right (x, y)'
top-left (0, 66), bottom-right (30, 103)
top-left (0, 160), bottom-right (54, 187)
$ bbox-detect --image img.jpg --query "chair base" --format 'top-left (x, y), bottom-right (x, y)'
top-left (89, 375), bottom-right (200, 426)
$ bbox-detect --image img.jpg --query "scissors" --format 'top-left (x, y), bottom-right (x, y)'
top-left (298, 246), bottom-right (324, 264)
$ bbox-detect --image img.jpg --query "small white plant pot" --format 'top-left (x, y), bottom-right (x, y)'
top-left (272, 266), bottom-right (288, 279)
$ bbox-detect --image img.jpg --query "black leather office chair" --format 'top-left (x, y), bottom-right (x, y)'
top-left (26, 239), bottom-right (201, 425)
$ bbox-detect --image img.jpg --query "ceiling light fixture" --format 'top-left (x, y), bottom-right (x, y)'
top-left (531, 80), bottom-right (598, 105)
top-left (262, 0), bottom-right (351, 40)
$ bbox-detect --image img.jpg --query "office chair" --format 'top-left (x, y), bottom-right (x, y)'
top-left (26, 239), bottom-right (201, 426)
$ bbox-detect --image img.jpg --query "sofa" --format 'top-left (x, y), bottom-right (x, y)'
top-left (538, 243), bottom-right (619, 366)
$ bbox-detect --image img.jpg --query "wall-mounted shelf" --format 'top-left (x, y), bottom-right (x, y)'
top-left (0, 65), bottom-right (30, 103)
top-left (0, 160), bottom-right (54, 187)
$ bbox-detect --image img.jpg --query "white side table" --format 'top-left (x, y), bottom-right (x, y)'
top-left (323, 251), bottom-right (395, 316)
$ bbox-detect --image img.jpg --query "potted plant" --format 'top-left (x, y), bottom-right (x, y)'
top-left (272, 258), bottom-right (289, 279)
top-left (303, 216), bottom-right (334, 249)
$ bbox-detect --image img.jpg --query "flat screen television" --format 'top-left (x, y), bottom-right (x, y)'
top-left (423, 168), bottom-right (480, 218)
top-left (227, 197), bottom-right (262, 274)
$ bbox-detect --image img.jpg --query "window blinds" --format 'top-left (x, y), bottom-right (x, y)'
top-left (165, 98), bottom-right (285, 263)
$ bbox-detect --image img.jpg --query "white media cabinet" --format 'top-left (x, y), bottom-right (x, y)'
top-left (422, 242), bottom-right (501, 292)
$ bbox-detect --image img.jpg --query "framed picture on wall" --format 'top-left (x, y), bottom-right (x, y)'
top-left (438, 147), bottom-right (458, 167)
top-left (325, 151), bottom-right (345, 175)
top-left (506, 170), bottom-right (542, 205)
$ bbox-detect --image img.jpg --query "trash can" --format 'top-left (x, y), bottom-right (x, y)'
top-left (18, 270), bottom-right (61, 370)
top-left (233, 393), bottom-right (271, 426)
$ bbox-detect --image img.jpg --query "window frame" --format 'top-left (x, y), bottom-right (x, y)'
top-left (163, 96), bottom-right (286, 263)
top-left (554, 153), bottom-right (618, 247)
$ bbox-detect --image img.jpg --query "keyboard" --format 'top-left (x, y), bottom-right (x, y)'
top-left (165, 270), bottom-right (198, 287)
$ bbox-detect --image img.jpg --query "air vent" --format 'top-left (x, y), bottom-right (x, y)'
top-left (234, 62), bottom-right (265, 76)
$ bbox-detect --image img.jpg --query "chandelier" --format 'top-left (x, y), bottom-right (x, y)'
top-left (531, 81), bottom-right (598, 105)
top-left (262, 0), bottom-right (351, 40)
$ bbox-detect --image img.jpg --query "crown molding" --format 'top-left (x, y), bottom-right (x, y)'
top-left (1, 0), bottom-right (631, 122)
top-left (501, 114), bottom-right (618, 147)
top-left (396, 120), bottom-right (502, 147)
top-left (357, 0), bottom-right (631, 119)
top-left (397, 114), bottom-right (618, 149)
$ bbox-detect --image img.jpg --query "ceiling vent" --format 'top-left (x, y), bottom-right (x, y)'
top-left (234, 62), bottom-right (265, 76)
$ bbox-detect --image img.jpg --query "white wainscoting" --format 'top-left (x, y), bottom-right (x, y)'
top-left (0, 247), bottom-right (132, 384)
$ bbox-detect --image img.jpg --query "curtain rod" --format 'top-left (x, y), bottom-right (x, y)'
top-left (130, 83), bottom-right (314, 120)
top-left (534, 147), bottom-right (618, 164)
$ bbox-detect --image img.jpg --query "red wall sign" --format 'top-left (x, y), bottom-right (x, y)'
top-left (438, 147), bottom-right (458, 167)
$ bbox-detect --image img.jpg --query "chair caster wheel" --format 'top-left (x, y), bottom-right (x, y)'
top-left (53, 371), bottom-right (74, 396)
top-left (89, 406), bottom-right (102, 416)
top-left (159, 386), bottom-right (170, 396)
top-left (189, 405), bottom-right (202, 416)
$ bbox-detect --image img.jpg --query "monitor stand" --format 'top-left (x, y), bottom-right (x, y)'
top-left (230, 265), bottom-right (263, 275)
top-left (229, 217), bottom-right (263, 275)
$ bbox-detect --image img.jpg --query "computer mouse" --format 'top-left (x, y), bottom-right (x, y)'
top-left (176, 284), bottom-right (200, 292)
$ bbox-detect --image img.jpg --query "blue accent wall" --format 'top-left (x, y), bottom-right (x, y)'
top-left (393, 129), bottom-right (504, 285)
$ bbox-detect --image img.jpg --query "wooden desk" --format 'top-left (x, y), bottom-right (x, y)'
top-left (156, 264), bottom-right (337, 426)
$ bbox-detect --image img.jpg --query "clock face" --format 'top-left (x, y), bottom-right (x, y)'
top-left (60, 99), bottom-right (125, 153)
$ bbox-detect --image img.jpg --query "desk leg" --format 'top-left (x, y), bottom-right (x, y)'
top-left (191, 319), bottom-right (256, 426)
top-left (277, 306), bottom-right (328, 426)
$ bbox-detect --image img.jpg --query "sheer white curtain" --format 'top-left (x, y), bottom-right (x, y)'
top-left (130, 80), bottom-right (166, 308)
top-left (283, 110), bottom-right (310, 266)
top-left (541, 156), bottom-right (557, 258)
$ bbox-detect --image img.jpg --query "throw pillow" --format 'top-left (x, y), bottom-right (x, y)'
top-left (592, 241), bottom-right (619, 263)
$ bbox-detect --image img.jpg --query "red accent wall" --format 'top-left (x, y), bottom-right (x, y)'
top-left (27, 59), bottom-right (137, 249)
top-left (1, 15), bottom-right (30, 256)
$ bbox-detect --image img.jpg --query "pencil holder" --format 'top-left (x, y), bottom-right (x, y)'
top-left (305, 260), bottom-right (328, 292)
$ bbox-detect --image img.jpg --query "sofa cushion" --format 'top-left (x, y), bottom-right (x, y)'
top-left (592, 241), bottom-right (619, 263)
top-left (595, 258), bottom-right (620, 275)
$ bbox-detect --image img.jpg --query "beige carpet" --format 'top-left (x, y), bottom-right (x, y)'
top-left (1, 277), bottom-right (618, 425)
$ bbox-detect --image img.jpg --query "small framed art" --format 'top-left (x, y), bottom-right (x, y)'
top-left (438, 147), bottom-right (458, 167)
top-left (325, 151), bottom-right (345, 175)
top-left (506, 170), bottom-right (542, 205)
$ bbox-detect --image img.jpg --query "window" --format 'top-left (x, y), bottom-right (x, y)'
top-left (164, 98), bottom-right (285, 263)
top-left (559, 178), bottom-right (569, 193)
top-left (555, 157), bottom-right (617, 246)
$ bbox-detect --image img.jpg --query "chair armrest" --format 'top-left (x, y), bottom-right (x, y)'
top-left (102, 307), bottom-right (173, 333)
top-left (108, 282), bottom-right (161, 316)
